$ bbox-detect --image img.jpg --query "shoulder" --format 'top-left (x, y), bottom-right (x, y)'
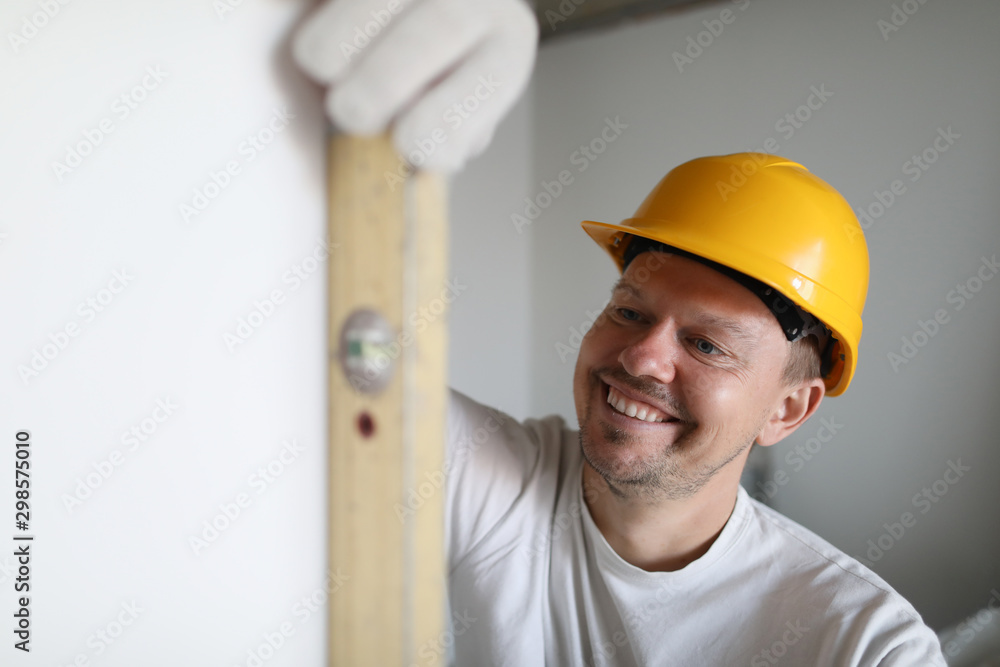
top-left (447, 387), bottom-right (569, 465)
top-left (746, 492), bottom-right (899, 591)
top-left (445, 388), bottom-right (575, 567)
top-left (736, 489), bottom-right (946, 665)
top-left (743, 490), bottom-right (917, 612)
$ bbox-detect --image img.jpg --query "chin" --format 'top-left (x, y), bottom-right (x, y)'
top-left (580, 417), bottom-right (670, 486)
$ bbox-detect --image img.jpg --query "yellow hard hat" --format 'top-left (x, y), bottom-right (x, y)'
top-left (580, 153), bottom-right (870, 396)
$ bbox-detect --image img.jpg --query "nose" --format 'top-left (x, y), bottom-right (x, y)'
top-left (618, 324), bottom-right (678, 385)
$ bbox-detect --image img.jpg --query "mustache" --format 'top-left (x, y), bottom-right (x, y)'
top-left (595, 366), bottom-right (692, 422)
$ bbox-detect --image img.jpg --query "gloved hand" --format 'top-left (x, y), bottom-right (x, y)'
top-left (293, 0), bottom-right (538, 172)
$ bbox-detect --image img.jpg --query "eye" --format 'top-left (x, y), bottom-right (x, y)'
top-left (693, 338), bottom-right (720, 355)
top-left (616, 308), bottom-right (642, 322)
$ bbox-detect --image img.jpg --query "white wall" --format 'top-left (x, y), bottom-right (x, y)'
top-left (2, 1), bottom-right (330, 663)
top-left (0, 0), bottom-right (535, 663)
top-left (519, 0), bottom-right (1000, 631)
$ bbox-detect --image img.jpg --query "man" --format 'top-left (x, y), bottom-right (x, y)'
top-left (293, 2), bottom-right (946, 663)
top-left (443, 153), bottom-right (947, 665)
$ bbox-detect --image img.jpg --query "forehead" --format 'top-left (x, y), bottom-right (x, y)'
top-left (615, 252), bottom-right (779, 341)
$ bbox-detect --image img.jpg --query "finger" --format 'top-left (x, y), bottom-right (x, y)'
top-left (398, 122), bottom-right (494, 173)
top-left (292, 0), bottom-right (423, 83)
top-left (326, 0), bottom-right (494, 135)
top-left (392, 12), bottom-right (537, 170)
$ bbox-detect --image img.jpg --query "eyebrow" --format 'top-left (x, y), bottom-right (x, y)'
top-left (611, 279), bottom-right (759, 349)
top-left (610, 278), bottom-right (642, 301)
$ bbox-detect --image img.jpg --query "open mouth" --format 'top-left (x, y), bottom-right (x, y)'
top-left (602, 380), bottom-right (681, 425)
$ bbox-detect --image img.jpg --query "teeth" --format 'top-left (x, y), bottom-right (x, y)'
top-left (606, 385), bottom-right (669, 423)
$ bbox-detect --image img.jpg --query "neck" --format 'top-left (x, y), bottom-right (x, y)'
top-left (581, 462), bottom-right (741, 572)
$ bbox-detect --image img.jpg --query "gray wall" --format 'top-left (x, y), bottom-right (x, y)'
top-left (451, 0), bottom-right (1000, 630)
top-left (449, 91), bottom-right (535, 421)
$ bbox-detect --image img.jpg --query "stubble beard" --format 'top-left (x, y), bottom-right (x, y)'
top-left (578, 394), bottom-right (760, 503)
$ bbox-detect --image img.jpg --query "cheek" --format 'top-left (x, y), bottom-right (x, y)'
top-left (577, 322), bottom-right (609, 360)
top-left (574, 319), bottom-right (614, 403)
top-left (581, 312), bottom-right (621, 359)
top-left (572, 350), bottom-right (587, 396)
top-left (711, 384), bottom-right (751, 418)
top-left (678, 366), bottom-right (752, 421)
top-left (572, 331), bottom-right (604, 421)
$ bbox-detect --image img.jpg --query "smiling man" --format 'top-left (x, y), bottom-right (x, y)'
top-left (446, 154), bottom-right (947, 665)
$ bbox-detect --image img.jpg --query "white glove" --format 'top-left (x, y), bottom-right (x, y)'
top-left (293, 0), bottom-right (538, 172)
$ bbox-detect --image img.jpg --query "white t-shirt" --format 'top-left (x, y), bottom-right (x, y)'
top-left (445, 388), bottom-right (947, 666)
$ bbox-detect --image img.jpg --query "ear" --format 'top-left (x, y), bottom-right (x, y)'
top-left (756, 378), bottom-right (825, 447)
